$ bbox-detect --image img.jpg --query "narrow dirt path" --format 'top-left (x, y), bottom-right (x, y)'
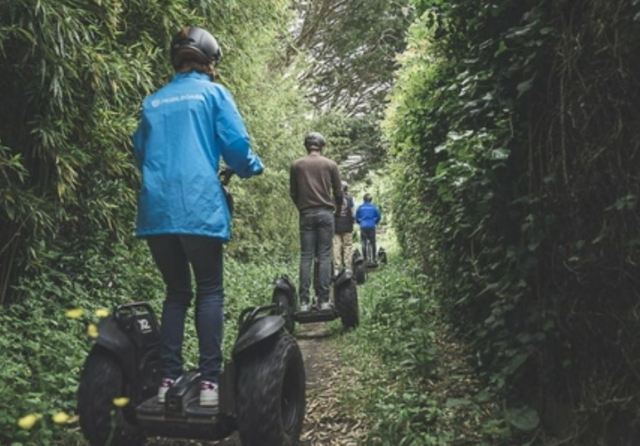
top-left (295, 323), bottom-right (363, 446)
top-left (151, 322), bottom-right (360, 446)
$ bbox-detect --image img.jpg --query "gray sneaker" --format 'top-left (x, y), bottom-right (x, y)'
top-left (157, 378), bottom-right (175, 403)
top-left (299, 303), bottom-right (310, 312)
top-left (320, 301), bottom-right (333, 311)
top-left (200, 381), bottom-right (219, 407)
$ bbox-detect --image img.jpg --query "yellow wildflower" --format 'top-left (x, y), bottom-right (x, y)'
top-left (87, 324), bottom-right (99, 338)
top-left (95, 308), bottom-right (110, 318)
top-left (113, 397), bottom-right (130, 407)
top-left (65, 308), bottom-right (84, 319)
top-left (52, 412), bottom-right (70, 424)
top-left (17, 414), bottom-right (40, 429)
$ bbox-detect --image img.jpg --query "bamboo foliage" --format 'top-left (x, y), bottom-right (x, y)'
top-left (0, 0), bottom-right (309, 304)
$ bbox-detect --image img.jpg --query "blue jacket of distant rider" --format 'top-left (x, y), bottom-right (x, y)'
top-left (132, 72), bottom-right (264, 241)
top-left (355, 202), bottom-right (381, 229)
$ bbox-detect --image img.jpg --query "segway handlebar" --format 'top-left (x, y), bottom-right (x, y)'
top-left (219, 168), bottom-right (235, 186)
top-left (237, 304), bottom-right (279, 335)
top-left (114, 302), bottom-right (156, 320)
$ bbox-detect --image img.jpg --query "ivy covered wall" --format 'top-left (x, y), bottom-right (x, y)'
top-left (385, 0), bottom-right (640, 443)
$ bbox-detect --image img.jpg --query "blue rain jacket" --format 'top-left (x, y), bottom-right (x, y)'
top-left (355, 202), bottom-right (381, 229)
top-left (132, 72), bottom-right (264, 241)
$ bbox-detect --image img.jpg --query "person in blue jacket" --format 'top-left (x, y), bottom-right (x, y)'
top-left (131, 27), bottom-right (263, 407)
top-left (355, 193), bottom-right (382, 263)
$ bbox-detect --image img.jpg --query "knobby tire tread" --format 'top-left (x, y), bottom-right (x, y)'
top-left (273, 290), bottom-right (296, 334)
top-left (236, 333), bottom-right (305, 446)
top-left (337, 282), bottom-right (359, 330)
top-left (78, 346), bottom-right (143, 446)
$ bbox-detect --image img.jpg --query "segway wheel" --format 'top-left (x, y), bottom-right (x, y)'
top-left (236, 333), bottom-right (305, 446)
top-left (272, 290), bottom-right (296, 334)
top-left (336, 280), bottom-right (359, 330)
top-left (78, 346), bottom-right (143, 446)
top-left (354, 261), bottom-right (366, 285)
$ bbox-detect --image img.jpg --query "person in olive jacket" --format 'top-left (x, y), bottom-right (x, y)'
top-left (333, 181), bottom-right (355, 273)
top-left (132, 27), bottom-right (263, 407)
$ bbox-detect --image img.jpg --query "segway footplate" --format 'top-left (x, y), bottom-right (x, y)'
top-left (185, 399), bottom-right (220, 421)
top-left (294, 308), bottom-right (338, 323)
top-left (136, 396), bottom-right (222, 424)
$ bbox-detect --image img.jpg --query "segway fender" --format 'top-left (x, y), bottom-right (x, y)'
top-left (352, 252), bottom-right (366, 281)
top-left (94, 316), bottom-right (136, 379)
top-left (232, 315), bottom-right (285, 357)
top-left (274, 275), bottom-right (296, 295)
top-left (335, 269), bottom-right (354, 288)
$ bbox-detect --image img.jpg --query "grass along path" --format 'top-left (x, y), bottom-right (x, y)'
top-left (221, 253), bottom-right (516, 446)
top-left (7, 253), bottom-right (515, 445)
top-left (211, 252), bottom-right (517, 446)
top-left (328, 255), bottom-right (517, 445)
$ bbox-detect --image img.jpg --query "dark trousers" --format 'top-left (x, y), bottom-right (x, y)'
top-left (147, 234), bottom-right (224, 383)
top-left (299, 208), bottom-right (334, 304)
top-left (360, 227), bottom-right (377, 261)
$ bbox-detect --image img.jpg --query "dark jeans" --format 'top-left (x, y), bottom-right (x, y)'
top-left (299, 208), bottom-right (334, 304)
top-left (147, 234), bottom-right (224, 383)
top-left (360, 227), bottom-right (377, 261)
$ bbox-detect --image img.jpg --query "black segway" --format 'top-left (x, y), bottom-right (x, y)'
top-left (352, 248), bottom-right (367, 284)
top-left (78, 302), bottom-right (305, 446)
top-left (377, 247), bottom-right (388, 264)
top-left (77, 170), bottom-right (306, 446)
top-left (272, 268), bottom-right (359, 333)
top-left (362, 237), bottom-right (379, 270)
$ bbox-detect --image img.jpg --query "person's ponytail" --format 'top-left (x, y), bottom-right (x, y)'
top-left (176, 60), bottom-right (216, 82)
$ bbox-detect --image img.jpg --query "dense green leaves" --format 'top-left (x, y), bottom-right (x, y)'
top-left (0, 1), bottom-right (315, 438)
top-left (289, 0), bottom-right (414, 181)
top-left (290, 0), bottom-right (414, 116)
top-left (386, 0), bottom-right (640, 443)
top-left (337, 255), bottom-right (515, 445)
top-left (0, 0), bottom-right (310, 304)
top-left (0, 241), bottom-right (295, 444)
top-left (6, 0), bottom-right (640, 443)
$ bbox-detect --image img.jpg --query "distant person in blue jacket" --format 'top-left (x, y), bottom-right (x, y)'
top-left (132, 27), bottom-right (263, 407)
top-left (355, 193), bottom-right (382, 262)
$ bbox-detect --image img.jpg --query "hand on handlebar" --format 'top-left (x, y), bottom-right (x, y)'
top-left (219, 167), bottom-right (235, 186)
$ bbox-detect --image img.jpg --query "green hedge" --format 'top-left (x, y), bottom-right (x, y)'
top-left (385, 0), bottom-right (640, 443)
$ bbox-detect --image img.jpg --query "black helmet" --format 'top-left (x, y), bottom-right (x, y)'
top-left (304, 132), bottom-right (326, 151)
top-left (364, 193), bottom-right (372, 202)
top-left (171, 27), bottom-right (222, 70)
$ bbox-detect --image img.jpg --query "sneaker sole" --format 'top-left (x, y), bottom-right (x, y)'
top-left (200, 399), bottom-right (219, 407)
top-left (157, 391), bottom-right (169, 403)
